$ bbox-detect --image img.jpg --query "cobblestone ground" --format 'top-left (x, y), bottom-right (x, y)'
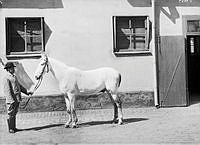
top-left (0, 104), bottom-right (200, 144)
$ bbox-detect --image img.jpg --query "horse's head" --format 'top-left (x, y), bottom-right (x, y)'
top-left (34, 53), bottom-right (50, 80)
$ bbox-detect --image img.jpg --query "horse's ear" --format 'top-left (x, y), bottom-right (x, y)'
top-left (41, 52), bottom-right (48, 59)
top-left (0, 57), bottom-right (4, 66)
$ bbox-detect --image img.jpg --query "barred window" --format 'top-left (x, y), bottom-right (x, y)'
top-left (113, 16), bottom-right (150, 55)
top-left (6, 17), bottom-right (44, 58)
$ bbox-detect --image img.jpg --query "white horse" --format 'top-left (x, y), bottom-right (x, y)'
top-left (34, 54), bottom-right (123, 128)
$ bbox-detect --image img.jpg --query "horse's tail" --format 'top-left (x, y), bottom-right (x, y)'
top-left (117, 73), bottom-right (121, 88)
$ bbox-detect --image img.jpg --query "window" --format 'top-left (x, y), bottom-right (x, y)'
top-left (113, 16), bottom-right (150, 55)
top-left (187, 20), bottom-right (200, 55)
top-left (187, 20), bottom-right (200, 32)
top-left (6, 17), bottom-right (44, 58)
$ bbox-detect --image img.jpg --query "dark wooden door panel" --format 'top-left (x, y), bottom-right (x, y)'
top-left (158, 36), bottom-right (187, 107)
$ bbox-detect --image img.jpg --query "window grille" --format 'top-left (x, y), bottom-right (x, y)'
top-left (6, 17), bottom-right (44, 58)
top-left (113, 16), bottom-right (150, 55)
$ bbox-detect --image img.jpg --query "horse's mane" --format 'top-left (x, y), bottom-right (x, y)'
top-left (49, 57), bottom-right (70, 69)
top-left (49, 57), bottom-right (80, 71)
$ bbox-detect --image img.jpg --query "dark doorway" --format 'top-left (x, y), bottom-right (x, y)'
top-left (187, 35), bottom-right (200, 104)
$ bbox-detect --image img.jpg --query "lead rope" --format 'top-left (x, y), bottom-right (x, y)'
top-left (21, 76), bottom-right (43, 109)
top-left (21, 59), bottom-right (48, 109)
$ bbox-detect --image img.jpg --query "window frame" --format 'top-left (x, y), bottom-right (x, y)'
top-left (113, 16), bottom-right (151, 56)
top-left (6, 17), bottom-right (45, 59)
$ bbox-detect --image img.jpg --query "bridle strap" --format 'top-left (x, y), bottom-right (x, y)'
top-left (41, 57), bottom-right (49, 75)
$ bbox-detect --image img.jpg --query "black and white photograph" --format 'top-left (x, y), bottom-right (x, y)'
top-left (0, 0), bottom-right (200, 144)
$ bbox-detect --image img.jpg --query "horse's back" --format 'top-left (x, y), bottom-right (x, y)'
top-left (75, 67), bottom-right (120, 93)
top-left (59, 65), bottom-right (121, 94)
top-left (85, 67), bottom-right (121, 91)
top-left (85, 67), bottom-right (119, 75)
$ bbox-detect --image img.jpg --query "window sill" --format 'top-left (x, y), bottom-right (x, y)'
top-left (6, 53), bottom-right (42, 60)
top-left (114, 51), bottom-right (152, 57)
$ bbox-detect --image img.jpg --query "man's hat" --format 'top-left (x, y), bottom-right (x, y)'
top-left (4, 62), bottom-right (16, 69)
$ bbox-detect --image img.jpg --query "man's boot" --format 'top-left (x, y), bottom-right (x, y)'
top-left (7, 119), bottom-right (10, 131)
top-left (10, 116), bottom-right (16, 132)
top-left (7, 118), bottom-right (15, 133)
top-left (13, 116), bottom-right (20, 132)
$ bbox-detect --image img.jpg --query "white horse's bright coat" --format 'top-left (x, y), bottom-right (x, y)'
top-left (34, 54), bottom-right (123, 127)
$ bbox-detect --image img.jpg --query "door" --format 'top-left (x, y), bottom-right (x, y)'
top-left (158, 36), bottom-right (188, 107)
top-left (187, 35), bottom-right (200, 103)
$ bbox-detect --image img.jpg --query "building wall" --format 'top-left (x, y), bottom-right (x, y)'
top-left (0, 0), bottom-right (154, 97)
top-left (156, 0), bottom-right (200, 106)
top-left (158, 1), bottom-right (200, 36)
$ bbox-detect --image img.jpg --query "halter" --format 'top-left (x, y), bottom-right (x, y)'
top-left (20, 75), bottom-right (43, 109)
top-left (39, 57), bottom-right (49, 78)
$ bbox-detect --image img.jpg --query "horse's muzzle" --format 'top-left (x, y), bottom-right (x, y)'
top-left (35, 76), bottom-right (40, 80)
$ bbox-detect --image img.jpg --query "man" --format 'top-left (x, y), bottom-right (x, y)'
top-left (3, 62), bottom-right (33, 133)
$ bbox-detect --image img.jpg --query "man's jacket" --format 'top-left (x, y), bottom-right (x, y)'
top-left (3, 72), bottom-right (28, 104)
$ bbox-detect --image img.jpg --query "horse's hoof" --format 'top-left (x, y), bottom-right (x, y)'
top-left (71, 124), bottom-right (78, 128)
top-left (64, 124), bottom-right (70, 128)
top-left (118, 119), bottom-right (123, 125)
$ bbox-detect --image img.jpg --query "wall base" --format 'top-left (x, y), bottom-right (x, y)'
top-left (0, 91), bottom-right (154, 114)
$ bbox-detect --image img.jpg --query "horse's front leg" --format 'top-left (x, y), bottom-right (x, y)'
top-left (71, 110), bottom-right (78, 128)
top-left (68, 92), bottom-right (78, 128)
top-left (64, 96), bottom-right (72, 128)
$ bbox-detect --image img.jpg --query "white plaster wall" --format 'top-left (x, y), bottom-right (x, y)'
top-left (160, 7), bottom-right (200, 36)
top-left (0, 0), bottom-right (154, 97)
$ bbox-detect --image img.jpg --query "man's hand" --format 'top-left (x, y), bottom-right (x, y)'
top-left (27, 91), bottom-right (33, 96)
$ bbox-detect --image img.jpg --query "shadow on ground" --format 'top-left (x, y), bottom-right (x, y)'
top-left (79, 118), bottom-right (148, 127)
top-left (18, 124), bottom-right (64, 132)
top-left (15, 118), bottom-right (148, 132)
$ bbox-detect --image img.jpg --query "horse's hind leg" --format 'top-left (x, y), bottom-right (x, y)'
top-left (105, 90), bottom-right (118, 123)
top-left (113, 93), bottom-right (123, 125)
top-left (68, 92), bottom-right (78, 128)
top-left (64, 95), bottom-right (72, 128)
top-left (106, 90), bottom-right (123, 125)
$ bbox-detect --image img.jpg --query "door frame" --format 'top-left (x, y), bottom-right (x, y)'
top-left (182, 15), bottom-right (200, 105)
top-left (156, 16), bottom-right (193, 107)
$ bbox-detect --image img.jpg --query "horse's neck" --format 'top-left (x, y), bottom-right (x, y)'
top-left (49, 58), bottom-right (71, 82)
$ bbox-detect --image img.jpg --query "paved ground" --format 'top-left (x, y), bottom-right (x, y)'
top-left (0, 103), bottom-right (200, 144)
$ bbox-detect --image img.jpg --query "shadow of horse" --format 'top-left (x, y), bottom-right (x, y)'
top-left (15, 118), bottom-right (148, 132)
top-left (16, 124), bottom-right (64, 132)
top-left (78, 118), bottom-right (148, 128)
